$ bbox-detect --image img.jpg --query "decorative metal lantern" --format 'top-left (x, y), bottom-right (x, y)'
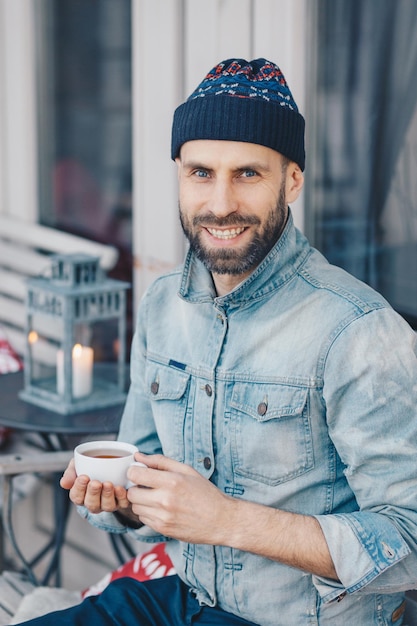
top-left (19, 253), bottom-right (130, 414)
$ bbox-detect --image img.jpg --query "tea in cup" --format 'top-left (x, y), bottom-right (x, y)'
top-left (74, 440), bottom-right (141, 486)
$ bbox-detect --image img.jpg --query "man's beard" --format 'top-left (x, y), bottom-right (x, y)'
top-left (179, 181), bottom-right (288, 276)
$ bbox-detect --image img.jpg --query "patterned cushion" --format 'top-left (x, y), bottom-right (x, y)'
top-left (82, 543), bottom-right (175, 598)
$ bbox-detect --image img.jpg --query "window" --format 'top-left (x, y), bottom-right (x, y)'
top-left (36, 0), bottom-right (133, 343)
top-left (306, 0), bottom-right (417, 328)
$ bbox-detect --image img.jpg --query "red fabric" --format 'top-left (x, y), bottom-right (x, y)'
top-left (0, 332), bottom-right (23, 447)
top-left (82, 543), bottom-right (175, 598)
top-left (0, 335), bottom-right (23, 375)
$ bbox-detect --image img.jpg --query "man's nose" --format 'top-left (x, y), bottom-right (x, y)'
top-left (208, 180), bottom-right (238, 217)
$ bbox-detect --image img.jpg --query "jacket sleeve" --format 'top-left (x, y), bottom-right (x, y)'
top-left (313, 307), bottom-right (417, 603)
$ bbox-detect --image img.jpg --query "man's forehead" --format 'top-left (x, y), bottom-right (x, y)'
top-left (179, 139), bottom-right (282, 166)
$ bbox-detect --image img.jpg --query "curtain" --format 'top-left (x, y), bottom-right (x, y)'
top-left (308, 0), bottom-right (417, 324)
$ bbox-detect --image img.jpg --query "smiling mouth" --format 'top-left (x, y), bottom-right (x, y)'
top-left (206, 227), bottom-right (246, 240)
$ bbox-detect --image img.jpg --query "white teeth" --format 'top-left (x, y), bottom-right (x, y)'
top-left (207, 227), bottom-right (245, 239)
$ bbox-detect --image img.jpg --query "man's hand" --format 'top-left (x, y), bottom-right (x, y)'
top-left (60, 458), bottom-right (132, 514)
top-left (126, 452), bottom-right (236, 545)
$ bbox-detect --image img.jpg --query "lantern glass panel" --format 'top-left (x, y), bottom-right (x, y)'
top-left (26, 321), bottom-right (62, 386)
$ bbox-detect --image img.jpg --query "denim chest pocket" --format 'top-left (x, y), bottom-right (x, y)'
top-left (146, 364), bottom-right (190, 462)
top-left (230, 383), bottom-right (314, 485)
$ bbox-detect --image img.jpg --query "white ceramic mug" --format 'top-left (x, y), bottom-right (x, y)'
top-left (74, 440), bottom-right (143, 486)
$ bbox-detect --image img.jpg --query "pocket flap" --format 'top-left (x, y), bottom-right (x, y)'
top-left (146, 364), bottom-right (190, 400)
top-left (230, 383), bottom-right (308, 421)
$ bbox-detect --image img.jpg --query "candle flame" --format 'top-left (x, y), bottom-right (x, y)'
top-left (72, 343), bottom-right (83, 358)
top-left (28, 330), bottom-right (39, 344)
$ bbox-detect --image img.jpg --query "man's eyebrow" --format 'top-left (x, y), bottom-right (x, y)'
top-left (181, 160), bottom-right (211, 170)
top-left (234, 161), bottom-right (270, 173)
top-left (182, 160), bottom-right (270, 173)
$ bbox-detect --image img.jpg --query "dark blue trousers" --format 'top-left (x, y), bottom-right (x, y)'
top-left (15, 575), bottom-right (260, 625)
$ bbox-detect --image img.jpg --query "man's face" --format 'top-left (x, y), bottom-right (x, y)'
top-left (176, 140), bottom-right (303, 292)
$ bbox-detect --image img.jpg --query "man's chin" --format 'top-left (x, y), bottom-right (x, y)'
top-left (196, 254), bottom-right (253, 276)
top-left (191, 238), bottom-right (265, 275)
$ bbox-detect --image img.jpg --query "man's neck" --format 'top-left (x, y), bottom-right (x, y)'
top-left (212, 270), bottom-right (252, 297)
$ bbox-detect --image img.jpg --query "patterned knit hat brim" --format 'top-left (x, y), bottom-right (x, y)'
top-left (171, 58), bottom-right (305, 171)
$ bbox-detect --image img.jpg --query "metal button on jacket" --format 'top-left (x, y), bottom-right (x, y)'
top-left (257, 402), bottom-right (267, 416)
top-left (150, 381), bottom-right (159, 395)
top-left (204, 384), bottom-right (213, 397)
top-left (203, 457), bottom-right (212, 470)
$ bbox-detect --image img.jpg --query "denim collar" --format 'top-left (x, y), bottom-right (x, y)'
top-left (178, 211), bottom-right (311, 307)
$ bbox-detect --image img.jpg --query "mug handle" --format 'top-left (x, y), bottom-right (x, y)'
top-left (126, 460), bottom-right (147, 488)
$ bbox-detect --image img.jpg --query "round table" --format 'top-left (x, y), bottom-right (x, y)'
top-left (0, 370), bottom-right (123, 440)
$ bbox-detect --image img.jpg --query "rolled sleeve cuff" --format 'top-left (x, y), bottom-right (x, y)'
top-left (313, 512), bottom-right (410, 603)
top-left (77, 506), bottom-right (169, 543)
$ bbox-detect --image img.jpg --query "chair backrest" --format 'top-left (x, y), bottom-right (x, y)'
top-left (0, 215), bottom-right (118, 360)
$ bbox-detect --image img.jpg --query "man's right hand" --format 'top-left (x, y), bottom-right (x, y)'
top-left (60, 458), bottom-right (132, 514)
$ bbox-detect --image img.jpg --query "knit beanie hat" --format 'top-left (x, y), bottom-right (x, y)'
top-left (171, 58), bottom-right (305, 171)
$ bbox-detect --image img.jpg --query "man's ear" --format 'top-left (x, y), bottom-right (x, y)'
top-left (286, 163), bottom-right (304, 204)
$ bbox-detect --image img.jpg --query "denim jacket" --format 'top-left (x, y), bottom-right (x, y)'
top-left (83, 213), bottom-right (417, 625)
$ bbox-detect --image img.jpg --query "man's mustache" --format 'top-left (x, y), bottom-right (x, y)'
top-left (192, 213), bottom-right (260, 227)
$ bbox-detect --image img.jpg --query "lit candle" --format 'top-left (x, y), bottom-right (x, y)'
top-left (28, 330), bottom-right (40, 377)
top-left (57, 344), bottom-right (94, 398)
top-left (72, 344), bottom-right (94, 397)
